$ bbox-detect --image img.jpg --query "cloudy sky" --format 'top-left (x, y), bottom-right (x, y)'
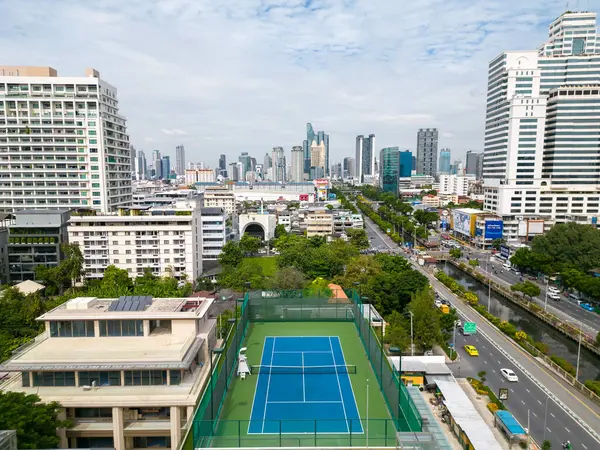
top-left (1, 0), bottom-right (582, 166)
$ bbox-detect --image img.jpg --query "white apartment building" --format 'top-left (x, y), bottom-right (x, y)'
top-left (306, 211), bottom-right (334, 237)
top-left (0, 66), bottom-right (131, 213)
top-left (185, 169), bottom-right (215, 185)
top-left (68, 201), bottom-right (201, 281)
top-left (439, 174), bottom-right (476, 196)
top-left (200, 207), bottom-right (228, 260)
top-left (202, 187), bottom-right (235, 214)
top-left (483, 11), bottom-right (600, 240)
top-left (0, 295), bottom-right (216, 450)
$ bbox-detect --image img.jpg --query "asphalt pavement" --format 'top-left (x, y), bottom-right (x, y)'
top-left (361, 213), bottom-right (600, 450)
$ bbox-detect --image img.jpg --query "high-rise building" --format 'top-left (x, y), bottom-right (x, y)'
top-left (0, 66), bottom-right (132, 213)
top-left (153, 149), bottom-right (162, 179)
top-left (310, 141), bottom-right (326, 175)
top-left (483, 11), bottom-right (600, 233)
top-left (290, 146), bottom-right (304, 182)
top-left (238, 152), bottom-right (253, 181)
top-left (342, 157), bottom-right (355, 179)
top-left (399, 150), bottom-right (413, 177)
top-left (272, 146), bottom-right (286, 182)
top-left (416, 128), bottom-right (438, 177)
top-left (476, 153), bottom-right (484, 180)
top-left (137, 150), bottom-right (147, 180)
top-left (228, 162), bottom-right (240, 181)
top-left (175, 145), bottom-right (186, 176)
top-left (355, 134), bottom-right (376, 182)
top-left (161, 156), bottom-right (171, 179)
top-left (465, 151), bottom-right (480, 176)
top-left (380, 147), bottom-right (401, 194)
top-left (412, 156), bottom-right (416, 171)
top-left (303, 123), bottom-right (329, 178)
top-left (217, 154), bottom-right (227, 178)
top-left (130, 145), bottom-right (137, 175)
top-left (439, 149), bottom-right (451, 174)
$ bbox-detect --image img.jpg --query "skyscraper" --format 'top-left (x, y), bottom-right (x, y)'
top-left (303, 123), bottom-right (330, 178)
top-left (310, 141), bottom-right (326, 176)
top-left (399, 150), bottom-right (413, 177)
top-left (355, 134), bottom-right (376, 182)
top-left (416, 128), bottom-right (438, 177)
top-left (379, 147), bottom-right (401, 194)
top-left (476, 153), bottom-right (484, 180)
top-left (161, 156), bottom-right (171, 179)
top-left (483, 11), bottom-right (600, 229)
top-left (290, 146), bottom-right (304, 182)
top-left (228, 162), bottom-right (240, 181)
top-left (175, 145), bottom-right (186, 176)
top-left (152, 149), bottom-right (162, 179)
top-left (272, 146), bottom-right (286, 182)
top-left (465, 151), bottom-right (480, 176)
top-left (342, 157), bottom-right (355, 179)
top-left (137, 150), bottom-right (147, 180)
top-left (218, 154), bottom-right (227, 178)
top-left (239, 152), bottom-right (252, 180)
top-left (439, 149), bottom-right (451, 174)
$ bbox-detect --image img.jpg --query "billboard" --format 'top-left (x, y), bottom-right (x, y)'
top-left (500, 244), bottom-right (511, 259)
top-left (484, 220), bottom-right (504, 240)
top-left (452, 210), bottom-right (474, 236)
top-left (314, 178), bottom-right (330, 189)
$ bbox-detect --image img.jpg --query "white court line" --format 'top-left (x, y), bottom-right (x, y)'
top-left (274, 350), bottom-right (332, 354)
top-left (247, 335), bottom-right (270, 435)
top-left (329, 337), bottom-right (350, 433)
top-left (268, 400), bottom-right (344, 404)
top-left (261, 336), bottom-right (277, 433)
top-left (302, 352), bottom-right (306, 402)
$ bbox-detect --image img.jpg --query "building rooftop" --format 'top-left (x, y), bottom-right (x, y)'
top-left (13, 209), bottom-right (70, 215)
top-left (38, 296), bottom-right (212, 321)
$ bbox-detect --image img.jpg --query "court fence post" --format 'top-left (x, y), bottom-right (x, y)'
top-left (279, 420), bottom-right (282, 447)
top-left (385, 419), bottom-right (388, 446)
top-left (237, 420), bottom-right (241, 448)
top-left (314, 420), bottom-right (317, 447)
top-left (349, 417), bottom-right (352, 447)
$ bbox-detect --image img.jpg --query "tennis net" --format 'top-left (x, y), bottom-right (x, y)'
top-left (249, 364), bottom-right (357, 375)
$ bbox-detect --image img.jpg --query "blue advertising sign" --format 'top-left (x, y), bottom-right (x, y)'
top-left (500, 244), bottom-right (511, 259)
top-left (485, 220), bottom-right (504, 240)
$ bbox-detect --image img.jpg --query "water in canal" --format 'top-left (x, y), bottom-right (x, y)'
top-left (442, 263), bottom-right (600, 382)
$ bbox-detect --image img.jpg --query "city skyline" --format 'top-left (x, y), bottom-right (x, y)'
top-left (1, 2), bottom-right (579, 164)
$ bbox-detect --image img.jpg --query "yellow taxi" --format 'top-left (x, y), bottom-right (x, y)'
top-left (464, 345), bottom-right (479, 356)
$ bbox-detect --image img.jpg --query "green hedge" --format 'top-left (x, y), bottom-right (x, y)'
top-left (550, 356), bottom-right (576, 376)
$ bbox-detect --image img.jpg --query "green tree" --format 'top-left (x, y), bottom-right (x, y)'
top-left (491, 238), bottom-right (506, 250)
top-left (449, 248), bottom-right (462, 259)
top-left (510, 281), bottom-right (541, 300)
top-left (541, 440), bottom-right (552, 450)
top-left (468, 259), bottom-right (479, 268)
top-left (269, 266), bottom-right (306, 289)
top-left (346, 228), bottom-right (369, 249)
top-left (218, 259), bottom-right (267, 290)
top-left (464, 291), bottom-right (479, 305)
top-left (218, 241), bottom-right (244, 267)
top-left (274, 224), bottom-right (288, 239)
top-left (408, 288), bottom-right (441, 352)
top-left (326, 204), bottom-right (334, 210)
top-left (86, 265), bottom-right (133, 298)
top-left (0, 391), bottom-right (70, 449)
top-left (239, 234), bottom-right (262, 255)
top-left (60, 243), bottom-right (85, 287)
top-left (413, 210), bottom-right (438, 227)
top-left (385, 311), bottom-right (410, 351)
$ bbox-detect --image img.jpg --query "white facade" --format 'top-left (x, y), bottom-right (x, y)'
top-left (0, 295), bottom-right (216, 450)
top-left (439, 174), bottom-right (476, 196)
top-left (290, 146), bottom-right (304, 182)
top-left (200, 207), bottom-right (228, 260)
top-left (306, 211), bottom-right (334, 237)
top-left (483, 12), bottom-right (600, 238)
top-left (68, 201), bottom-right (202, 281)
top-left (0, 66), bottom-right (131, 213)
top-left (185, 168), bottom-right (215, 185)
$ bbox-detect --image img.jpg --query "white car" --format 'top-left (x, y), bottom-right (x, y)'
top-left (548, 292), bottom-right (561, 301)
top-left (548, 286), bottom-right (560, 295)
top-left (501, 368), bottom-right (518, 382)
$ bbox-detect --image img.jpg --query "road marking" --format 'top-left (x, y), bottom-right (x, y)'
top-left (532, 412), bottom-right (538, 418)
top-left (483, 360), bottom-right (488, 364)
top-left (492, 369), bottom-right (496, 374)
top-left (510, 388), bottom-right (515, 393)
top-left (582, 443), bottom-right (588, 449)
top-left (537, 400), bottom-right (542, 405)
top-left (546, 427), bottom-right (552, 433)
top-left (565, 427), bottom-right (571, 433)
top-left (521, 400), bottom-right (526, 405)
top-left (550, 413), bottom-right (556, 418)
top-left (526, 388), bottom-right (530, 393)
top-left (497, 360), bottom-right (501, 365)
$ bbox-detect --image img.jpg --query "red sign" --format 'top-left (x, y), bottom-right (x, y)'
top-left (314, 178), bottom-right (330, 188)
top-left (299, 194), bottom-right (309, 201)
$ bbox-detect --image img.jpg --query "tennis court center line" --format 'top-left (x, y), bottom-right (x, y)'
top-left (334, 335), bottom-right (362, 433)
top-left (328, 336), bottom-right (350, 433)
top-left (261, 336), bottom-right (277, 433)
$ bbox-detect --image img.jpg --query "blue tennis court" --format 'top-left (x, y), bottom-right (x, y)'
top-left (248, 336), bottom-right (363, 434)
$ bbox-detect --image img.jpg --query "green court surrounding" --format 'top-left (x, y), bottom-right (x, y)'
top-left (190, 290), bottom-right (422, 448)
top-left (215, 322), bottom-right (394, 447)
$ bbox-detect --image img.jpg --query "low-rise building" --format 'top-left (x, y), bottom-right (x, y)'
top-left (68, 201), bottom-right (201, 280)
top-left (306, 211), bottom-right (334, 237)
top-left (202, 187), bottom-right (236, 215)
top-left (439, 174), bottom-right (476, 196)
top-left (333, 211), bottom-right (363, 235)
top-left (6, 209), bottom-right (70, 282)
top-left (0, 294), bottom-right (216, 450)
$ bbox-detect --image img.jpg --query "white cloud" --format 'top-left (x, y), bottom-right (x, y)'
top-left (0, 0), bottom-right (571, 164)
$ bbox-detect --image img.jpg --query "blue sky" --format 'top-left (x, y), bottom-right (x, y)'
top-left (0, 0), bottom-right (582, 166)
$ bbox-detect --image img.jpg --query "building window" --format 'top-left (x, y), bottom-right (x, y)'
top-left (123, 370), bottom-right (168, 386)
top-left (32, 371), bottom-right (76, 387)
top-left (99, 320), bottom-right (143, 337)
top-left (170, 370), bottom-right (182, 385)
top-left (133, 437), bottom-right (171, 448)
top-left (74, 407), bottom-right (112, 418)
top-left (50, 321), bottom-right (94, 337)
top-left (21, 372), bottom-right (30, 387)
top-left (76, 437), bottom-right (114, 449)
top-left (78, 371), bottom-right (121, 387)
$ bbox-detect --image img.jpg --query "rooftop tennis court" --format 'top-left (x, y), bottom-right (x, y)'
top-left (248, 336), bottom-right (362, 434)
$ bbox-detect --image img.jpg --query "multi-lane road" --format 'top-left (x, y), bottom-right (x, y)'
top-left (361, 213), bottom-right (600, 450)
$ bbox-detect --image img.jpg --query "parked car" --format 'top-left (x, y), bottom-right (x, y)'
top-left (500, 368), bottom-right (519, 382)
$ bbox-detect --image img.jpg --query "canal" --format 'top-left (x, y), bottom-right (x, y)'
top-left (442, 263), bottom-right (600, 382)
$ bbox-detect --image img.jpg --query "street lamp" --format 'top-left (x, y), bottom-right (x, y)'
top-left (576, 320), bottom-right (583, 380)
top-left (543, 395), bottom-right (555, 442)
top-left (452, 320), bottom-right (459, 361)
